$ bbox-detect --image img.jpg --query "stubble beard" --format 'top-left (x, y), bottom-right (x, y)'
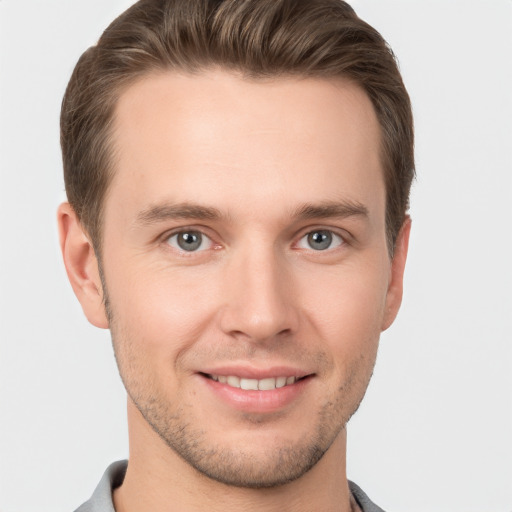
top-left (101, 269), bottom-right (376, 489)
top-left (112, 335), bottom-right (373, 489)
top-left (127, 386), bottom-right (353, 489)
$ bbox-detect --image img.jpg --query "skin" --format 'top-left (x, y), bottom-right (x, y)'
top-left (58, 70), bottom-right (410, 512)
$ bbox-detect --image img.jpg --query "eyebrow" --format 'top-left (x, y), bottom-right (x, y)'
top-left (134, 199), bottom-right (369, 226)
top-left (135, 202), bottom-right (225, 225)
top-left (293, 200), bottom-right (369, 221)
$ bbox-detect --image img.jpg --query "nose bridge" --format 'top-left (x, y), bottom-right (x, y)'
top-left (219, 237), bottom-right (297, 341)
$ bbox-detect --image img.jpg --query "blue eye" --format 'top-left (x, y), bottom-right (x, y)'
top-left (297, 230), bottom-right (344, 251)
top-left (166, 231), bottom-right (211, 252)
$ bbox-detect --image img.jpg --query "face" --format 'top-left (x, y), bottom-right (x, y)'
top-left (93, 70), bottom-right (406, 487)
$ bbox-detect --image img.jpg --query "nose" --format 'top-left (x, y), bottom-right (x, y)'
top-left (218, 244), bottom-right (299, 344)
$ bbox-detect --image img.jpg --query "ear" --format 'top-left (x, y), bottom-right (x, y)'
top-left (381, 216), bottom-right (411, 331)
top-left (57, 202), bottom-right (109, 329)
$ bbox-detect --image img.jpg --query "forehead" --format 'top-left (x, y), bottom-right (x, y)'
top-left (108, 69), bottom-right (384, 224)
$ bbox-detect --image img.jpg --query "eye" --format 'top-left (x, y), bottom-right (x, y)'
top-left (166, 230), bottom-right (212, 252)
top-left (297, 230), bottom-right (344, 251)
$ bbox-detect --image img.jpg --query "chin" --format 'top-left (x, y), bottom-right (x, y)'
top-left (134, 391), bottom-right (352, 489)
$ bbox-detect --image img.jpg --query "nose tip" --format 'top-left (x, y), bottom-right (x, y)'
top-left (228, 308), bottom-right (293, 342)
top-left (218, 253), bottom-right (298, 343)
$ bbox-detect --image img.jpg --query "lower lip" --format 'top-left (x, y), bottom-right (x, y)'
top-left (200, 375), bottom-right (312, 414)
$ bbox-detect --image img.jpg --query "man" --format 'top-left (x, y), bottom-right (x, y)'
top-left (58, 0), bottom-right (414, 510)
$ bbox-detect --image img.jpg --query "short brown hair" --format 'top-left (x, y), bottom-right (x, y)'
top-left (61, 0), bottom-right (414, 254)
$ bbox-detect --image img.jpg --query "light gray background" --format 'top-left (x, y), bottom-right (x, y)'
top-left (0, 1), bottom-right (511, 511)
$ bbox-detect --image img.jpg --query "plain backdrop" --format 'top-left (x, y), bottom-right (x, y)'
top-left (0, 1), bottom-right (511, 511)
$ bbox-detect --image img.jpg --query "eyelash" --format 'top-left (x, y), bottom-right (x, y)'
top-left (161, 226), bottom-right (349, 255)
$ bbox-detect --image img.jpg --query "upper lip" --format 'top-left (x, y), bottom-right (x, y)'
top-left (198, 365), bottom-right (313, 380)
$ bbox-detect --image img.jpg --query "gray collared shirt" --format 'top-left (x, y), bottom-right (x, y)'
top-left (74, 460), bottom-right (385, 512)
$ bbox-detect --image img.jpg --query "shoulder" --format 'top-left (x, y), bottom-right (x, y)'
top-left (349, 480), bottom-right (387, 512)
top-left (74, 460), bottom-right (128, 512)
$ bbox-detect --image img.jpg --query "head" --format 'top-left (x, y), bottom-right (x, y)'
top-left (59, 0), bottom-right (413, 491)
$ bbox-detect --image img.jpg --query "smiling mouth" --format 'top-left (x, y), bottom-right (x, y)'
top-left (202, 373), bottom-right (309, 391)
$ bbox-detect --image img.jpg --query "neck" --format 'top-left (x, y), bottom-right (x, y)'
top-left (114, 401), bottom-right (354, 512)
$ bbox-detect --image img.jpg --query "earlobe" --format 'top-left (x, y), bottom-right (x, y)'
top-left (57, 202), bottom-right (109, 329)
top-left (381, 216), bottom-right (411, 331)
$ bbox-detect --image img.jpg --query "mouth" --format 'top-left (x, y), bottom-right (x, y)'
top-left (198, 370), bottom-right (314, 413)
top-left (201, 373), bottom-right (307, 391)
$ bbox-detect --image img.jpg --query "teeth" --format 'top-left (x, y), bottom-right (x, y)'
top-left (276, 376), bottom-right (287, 388)
top-left (226, 376), bottom-right (240, 388)
top-left (240, 378), bottom-right (258, 390)
top-left (210, 374), bottom-right (298, 390)
top-left (258, 378), bottom-right (276, 391)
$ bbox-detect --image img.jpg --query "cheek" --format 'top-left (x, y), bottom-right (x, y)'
top-left (106, 259), bottom-right (221, 357)
top-left (297, 258), bottom-right (389, 359)
top-left (106, 266), bottom-right (221, 407)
